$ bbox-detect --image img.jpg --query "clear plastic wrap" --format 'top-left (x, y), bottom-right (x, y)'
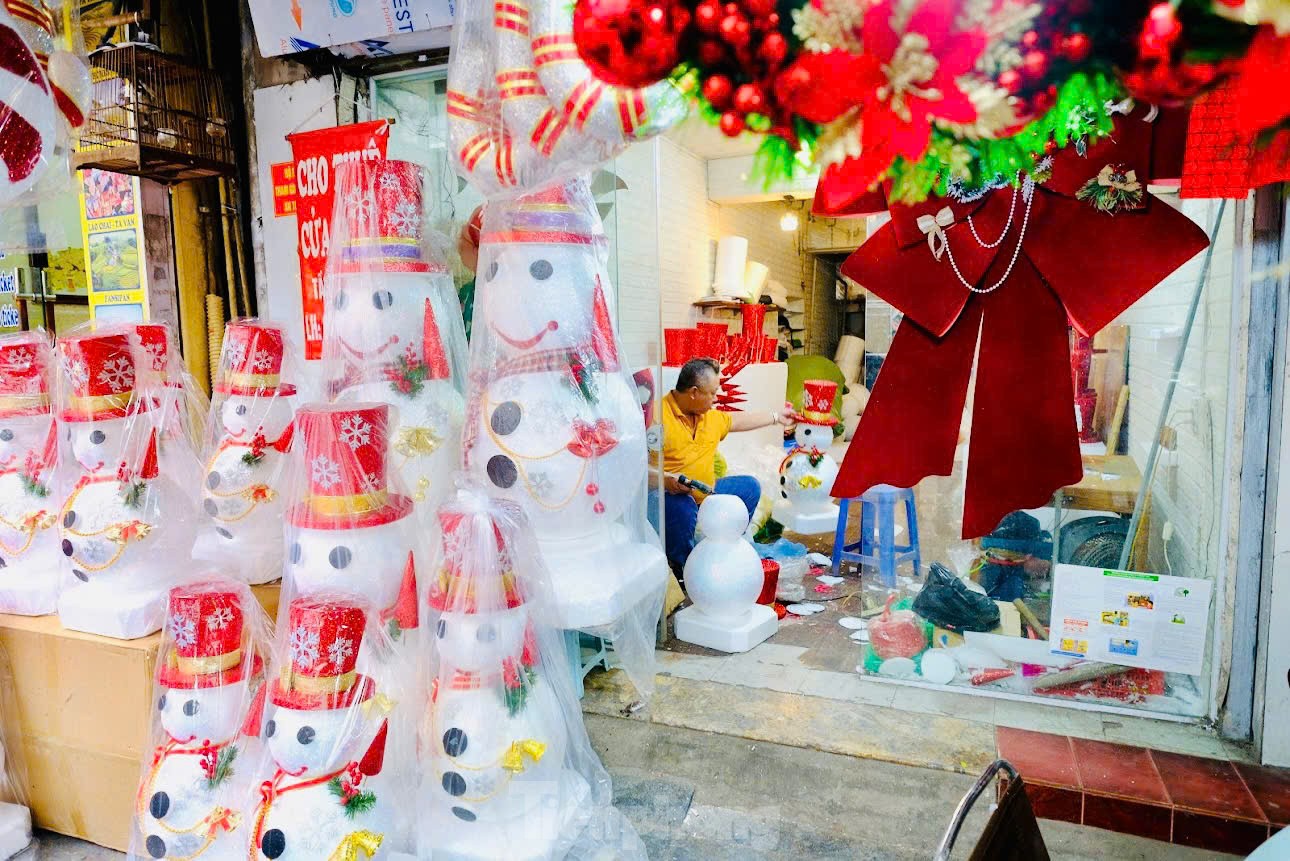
top-left (0, 643), bottom-right (33, 860)
top-left (193, 319), bottom-right (299, 585)
top-left (321, 159), bottom-right (468, 535)
top-left (53, 322), bottom-right (199, 639)
top-left (446, 0), bottom-right (684, 198)
top-left (128, 579), bottom-right (270, 861)
top-left (134, 321), bottom-right (211, 470)
top-left (463, 177), bottom-right (666, 697)
top-left (0, 330), bottom-right (61, 615)
top-left (0, 0), bottom-right (89, 209)
top-left (418, 485), bottom-right (646, 860)
top-left (247, 593), bottom-right (412, 860)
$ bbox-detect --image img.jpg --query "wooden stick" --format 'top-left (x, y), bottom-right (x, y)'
top-left (1013, 598), bottom-right (1048, 640)
top-left (1032, 662), bottom-right (1129, 691)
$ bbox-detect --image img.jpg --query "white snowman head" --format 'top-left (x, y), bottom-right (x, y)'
top-left (0, 415), bottom-right (48, 470)
top-left (57, 330), bottom-right (144, 473)
top-left (286, 520), bottom-right (413, 612)
top-left (0, 332), bottom-right (54, 469)
top-left (64, 415), bottom-right (129, 473)
top-left (433, 606), bottom-right (529, 675)
top-left (158, 683), bottom-right (246, 745)
top-left (791, 380), bottom-right (840, 452)
top-left (696, 493), bottom-right (750, 542)
top-left (793, 421), bottom-right (831, 451)
top-left (219, 393), bottom-right (293, 441)
top-left (265, 701), bottom-right (369, 776)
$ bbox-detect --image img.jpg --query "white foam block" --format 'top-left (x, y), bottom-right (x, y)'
top-left (773, 501), bottom-right (839, 536)
top-left (0, 802), bottom-right (31, 859)
top-left (674, 604), bottom-right (778, 653)
top-left (58, 581), bottom-right (167, 639)
top-left (962, 632), bottom-right (1069, 668)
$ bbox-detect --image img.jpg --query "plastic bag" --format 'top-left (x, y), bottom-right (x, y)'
top-left (54, 322), bottom-right (199, 638)
top-left (0, 330), bottom-right (61, 615)
top-left (128, 579), bottom-right (270, 861)
top-left (0, 0), bottom-right (90, 210)
top-left (913, 562), bottom-right (1001, 634)
top-left (247, 592), bottom-right (413, 859)
top-left (193, 319), bottom-right (299, 585)
top-left (463, 177), bottom-right (666, 697)
top-left (133, 321), bottom-right (211, 474)
top-left (419, 485), bottom-right (646, 860)
top-left (868, 594), bottom-right (929, 660)
top-left (446, 0), bottom-right (683, 198)
top-left (321, 159), bottom-right (468, 536)
top-left (0, 643), bottom-right (33, 860)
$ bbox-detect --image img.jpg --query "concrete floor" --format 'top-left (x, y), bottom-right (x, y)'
top-left (34, 714), bottom-right (1238, 861)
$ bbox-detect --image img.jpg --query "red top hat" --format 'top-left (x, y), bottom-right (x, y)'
top-left (335, 159), bottom-right (446, 275)
top-left (271, 598), bottom-right (374, 711)
top-left (158, 585), bottom-right (261, 689)
top-left (216, 320), bottom-right (298, 397)
top-left (478, 181), bottom-right (606, 247)
top-left (427, 506), bottom-right (524, 613)
top-left (57, 331), bottom-right (148, 422)
top-left (288, 403), bottom-right (412, 530)
top-left (0, 331), bottom-right (53, 419)
top-left (133, 323), bottom-right (172, 376)
top-left (793, 379), bottom-right (839, 427)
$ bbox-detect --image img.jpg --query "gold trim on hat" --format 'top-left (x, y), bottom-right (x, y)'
top-left (170, 648), bottom-right (243, 676)
top-left (307, 489), bottom-right (390, 518)
top-left (282, 667), bottom-right (357, 695)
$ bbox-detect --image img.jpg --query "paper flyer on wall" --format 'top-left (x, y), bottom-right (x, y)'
top-left (247, 0), bottom-right (453, 57)
top-left (1049, 564), bottom-right (1212, 676)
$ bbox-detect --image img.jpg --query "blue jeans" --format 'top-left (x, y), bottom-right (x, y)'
top-left (648, 475), bottom-right (762, 569)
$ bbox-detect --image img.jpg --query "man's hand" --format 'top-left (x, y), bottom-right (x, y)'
top-left (663, 473), bottom-right (689, 495)
top-left (775, 400), bottom-right (797, 431)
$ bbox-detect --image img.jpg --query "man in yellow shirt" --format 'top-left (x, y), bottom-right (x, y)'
top-left (650, 357), bottom-right (795, 570)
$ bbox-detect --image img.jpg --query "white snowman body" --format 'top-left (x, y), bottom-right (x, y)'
top-left (0, 414), bottom-right (59, 614)
top-left (256, 704), bottom-right (392, 861)
top-left (138, 684), bottom-right (251, 861)
top-left (195, 393), bottom-right (294, 583)
top-left (684, 495), bottom-right (763, 623)
top-left (285, 518), bottom-right (414, 620)
top-left (780, 423), bottom-right (839, 515)
top-left (469, 242), bottom-right (665, 628)
top-left (328, 272), bottom-right (465, 518)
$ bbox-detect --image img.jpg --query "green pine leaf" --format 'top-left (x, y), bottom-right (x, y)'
top-left (328, 775), bottom-right (378, 819)
top-left (206, 744), bottom-right (238, 790)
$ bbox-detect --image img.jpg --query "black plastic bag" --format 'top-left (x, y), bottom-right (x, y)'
top-left (914, 562), bottom-right (1000, 633)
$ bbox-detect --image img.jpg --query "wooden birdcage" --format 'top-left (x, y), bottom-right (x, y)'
top-left (74, 44), bottom-right (235, 181)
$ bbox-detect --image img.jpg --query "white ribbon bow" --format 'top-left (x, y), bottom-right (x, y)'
top-left (915, 206), bottom-right (954, 260)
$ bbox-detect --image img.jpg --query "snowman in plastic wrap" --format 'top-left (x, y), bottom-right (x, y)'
top-left (134, 585), bottom-right (263, 861)
top-left (56, 330), bottom-right (195, 639)
top-left (249, 598), bottom-right (392, 861)
top-left (465, 181), bottom-right (665, 630)
top-left (773, 379), bottom-right (840, 535)
top-left (422, 502), bottom-right (586, 860)
top-left (324, 159), bottom-right (466, 526)
top-left (195, 320), bottom-right (296, 584)
top-left (0, 332), bottom-right (61, 615)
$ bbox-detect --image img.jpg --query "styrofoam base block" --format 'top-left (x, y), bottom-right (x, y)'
top-left (422, 773), bottom-right (590, 861)
top-left (674, 604), bottom-right (778, 653)
top-left (772, 502), bottom-right (839, 536)
top-left (0, 571), bottom-right (59, 616)
top-left (58, 581), bottom-right (168, 639)
top-left (540, 534), bottom-right (667, 630)
top-left (0, 801), bottom-right (32, 860)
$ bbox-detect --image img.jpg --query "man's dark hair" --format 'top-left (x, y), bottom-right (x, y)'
top-left (676, 357), bottom-right (720, 392)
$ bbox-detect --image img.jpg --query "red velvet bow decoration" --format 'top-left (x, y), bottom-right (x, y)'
top-left (567, 419), bottom-right (619, 458)
top-left (831, 114), bottom-right (1210, 538)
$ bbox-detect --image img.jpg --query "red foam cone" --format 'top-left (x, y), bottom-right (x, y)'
top-left (423, 298), bottom-right (450, 380)
top-left (240, 681), bottom-right (267, 738)
top-left (359, 719), bottom-right (388, 776)
top-left (591, 275), bottom-right (619, 372)
top-left (383, 552), bottom-right (419, 631)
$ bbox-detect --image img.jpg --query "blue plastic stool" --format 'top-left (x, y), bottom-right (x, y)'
top-left (831, 484), bottom-right (921, 587)
top-left (563, 630), bottom-right (615, 699)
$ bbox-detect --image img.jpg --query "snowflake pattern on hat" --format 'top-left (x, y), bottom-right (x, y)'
top-left (251, 349), bottom-right (276, 372)
top-left (3, 347), bottom-right (34, 373)
top-left (338, 414), bottom-right (372, 451)
top-left (290, 627), bottom-right (320, 669)
top-left (205, 606), bottom-right (234, 631)
top-left (223, 339), bottom-right (247, 370)
top-left (311, 455), bottom-right (341, 489)
top-left (169, 615), bottom-right (196, 649)
top-left (97, 356), bottom-right (134, 390)
top-left (61, 355), bottom-right (88, 389)
top-left (326, 637), bottom-right (353, 672)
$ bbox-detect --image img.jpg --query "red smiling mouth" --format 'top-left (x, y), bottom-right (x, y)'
top-left (494, 321), bottom-right (558, 350)
top-left (339, 334), bottom-right (399, 360)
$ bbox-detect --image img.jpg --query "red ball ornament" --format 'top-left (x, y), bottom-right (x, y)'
top-left (720, 13), bottom-right (751, 47)
top-left (697, 38), bottom-right (728, 67)
top-left (1141, 2), bottom-right (1181, 57)
top-left (1021, 50), bottom-right (1049, 81)
top-left (573, 0), bottom-right (690, 89)
top-left (724, 2), bottom-right (739, 14)
top-left (702, 74), bottom-right (735, 109)
top-left (1020, 30), bottom-right (1040, 50)
top-left (742, 0), bottom-right (775, 19)
top-left (1043, 138), bottom-right (1057, 155)
top-left (695, 0), bottom-right (722, 33)
top-left (759, 31), bottom-right (788, 67)
top-left (767, 12), bottom-right (780, 26)
top-left (1060, 32), bottom-right (1091, 63)
top-left (733, 82), bottom-right (765, 114)
top-left (719, 111), bottom-right (746, 136)
top-left (997, 68), bottom-right (1023, 94)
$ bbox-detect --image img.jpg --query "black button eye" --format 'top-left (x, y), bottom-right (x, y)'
top-left (182, 700), bottom-right (199, 717)
top-left (372, 290), bottom-right (394, 310)
top-left (157, 694), bottom-right (166, 711)
top-left (235, 404), bottom-right (248, 416)
top-left (530, 259), bottom-right (553, 280)
top-left (265, 719), bottom-right (276, 738)
top-left (486, 261), bottom-right (499, 282)
top-left (334, 290), bottom-right (348, 310)
top-left (329, 546), bottom-right (352, 569)
top-left (90, 430), bottom-right (106, 444)
top-left (0, 429), bottom-right (12, 442)
top-left (297, 726), bottom-right (315, 745)
top-left (289, 542), bottom-right (302, 564)
top-left (476, 624), bottom-right (496, 643)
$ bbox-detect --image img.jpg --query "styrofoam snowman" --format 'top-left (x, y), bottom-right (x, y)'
top-left (56, 331), bottom-right (194, 639)
top-left (195, 321), bottom-right (296, 584)
top-left (324, 159), bottom-right (465, 523)
top-left (773, 379), bottom-right (840, 535)
top-left (0, 333), bottom-right (61, 615)
top-left (674, 494), bottom-right (778, 652)
top-left (421, 502), bottom-right (585, 860)
top-left (285, 404), bottom-right (418, 640)
top-left (135, 586), bottom-right (263, 861)
top-left (251, 599), bottom-right (392, 861)
top-left (466, 182), bottom-right (665, 629)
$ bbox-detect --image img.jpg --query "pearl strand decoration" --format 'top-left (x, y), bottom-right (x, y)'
top-left (967, 183), bottom-right (1017, 248)
top-left (943, 176), bottom-right (1035, 295)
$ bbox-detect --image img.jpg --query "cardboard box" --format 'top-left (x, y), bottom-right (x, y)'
top-left (0, 583), bottom-right (280, 851)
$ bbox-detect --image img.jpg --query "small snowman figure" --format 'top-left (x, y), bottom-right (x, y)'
top-left (0, 332), bottom-right (61, 615)
top-left (195, 320), bottom-right (296, 584)
top-left (56, 329), bottom-right (194, 639)
top-left (673, 495), bottom-right (778, 653)
top-left (285, 404), bottom-right (418, 641)
top-left (250, 598), bottom-right (392, 861)
top-left (134, 584), bottom-right (264, 861)
top-left (422, 501), bottom-right (586, 859)
top-left (324, 159), bottom-right (466, 525)
top-left (773, 379), bottom-right (841, 535)
top-left (465, 179), bottom-right (666, 630)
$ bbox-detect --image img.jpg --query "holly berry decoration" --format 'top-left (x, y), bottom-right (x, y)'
top-left (573, 0), bottom-right (693, 89)
top-left (329, 763), bottom-right (377, 819)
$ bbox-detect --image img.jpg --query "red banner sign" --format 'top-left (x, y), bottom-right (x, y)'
top-left (270, 161), bottom-right (297, 217)
top-left (286, 120), bottom-right (390, 360)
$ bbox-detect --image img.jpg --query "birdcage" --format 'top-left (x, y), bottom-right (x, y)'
top-left (74, 44), bottom-right (235, 181)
